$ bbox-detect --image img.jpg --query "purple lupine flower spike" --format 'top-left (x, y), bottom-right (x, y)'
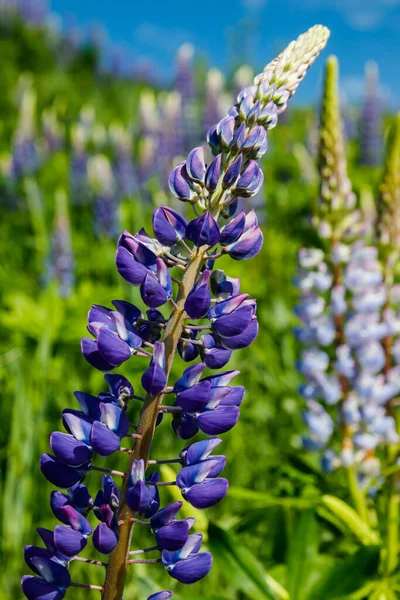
top-left (22, 26), bottom-right (329, 600)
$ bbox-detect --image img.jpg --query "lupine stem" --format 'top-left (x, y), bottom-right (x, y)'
top-left (129, 545), bottom-right (159, 555)
top-left (71, 583), bottom-right (104, 591)
top-left (128, 558), bottom-right (161, 564)
top-left (91, 466), bottom-right (125, 477)
top-left (101, 249), bottom-right (206, 600)
top-left (73, 556), bottom-right (107, 567)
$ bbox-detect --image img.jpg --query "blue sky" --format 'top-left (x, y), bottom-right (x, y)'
top-left (50, 0), bottom-right (400, 106)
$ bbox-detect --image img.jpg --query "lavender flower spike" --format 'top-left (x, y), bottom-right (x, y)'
top-left (22, 25), bottom-right (329, 600)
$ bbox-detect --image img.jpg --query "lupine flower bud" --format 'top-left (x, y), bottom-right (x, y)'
top-left (186, 212), bottom-right (220, 247)
top-left (202, 334), bottom-right (232, 369)
top-left (168, 162), bottom-right (196, 202)
top-left (162, 534), bottom-right (212, 583)
top-left (185, 270), bottom-right (212, 318)
top-left (224, 211), bottom-right (263, 260)
top-left (217, 116), bottom-right (235, 147)
top-left (148, 593), bottom-right (173, 600)
top-left (223, 155), bottom-right (242, 188)
top-left (153, 207), bottom-right (188, 246)
top-left (142, 342), bottom-right (167, 395)
top-left (210, 270), bottom-right (241, 298)
top-left (185, 146), bottom-right (205, 182)
top-left (205, 153), bottom-right (222, 191)
top-left (126, 459), bottom-right (153, 512)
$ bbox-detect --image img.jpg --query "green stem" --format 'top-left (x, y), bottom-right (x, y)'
top-left (101, 249), bottom-right (206, 600)
top-left (346, 466), bottom-right (369, 524)
top-left (385, 475), bottom-right (399, 575)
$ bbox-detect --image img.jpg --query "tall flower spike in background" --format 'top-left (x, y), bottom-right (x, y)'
top-left (295, 56), bottom-right (400, 521)
top-left (22, 25), bottom-right (329, 600)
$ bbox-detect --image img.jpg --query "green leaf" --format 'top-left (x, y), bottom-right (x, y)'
top-left (368, 580), bottom-right (398, 600)
top-left (306, 545), bottom-right (380, 600)
top-left (208, 522), bottom-right (288, 600)
top-left (228, 486), bottom-right (319, 508)
top-left (286, 509), bottom-right (319, 600)
top-left (321, 495), bottom-right (379, 545)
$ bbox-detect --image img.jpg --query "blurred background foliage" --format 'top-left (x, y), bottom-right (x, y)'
top-left (0, 4), bottom-right (394, 599)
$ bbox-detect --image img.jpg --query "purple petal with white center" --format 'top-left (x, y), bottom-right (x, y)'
top-left (116, 246), bottom-right (149, 286)
top-left (148, 593), bottom-right (173, 600)
top-left (196, 405), bottom-right (240, 434)
top-left (185, 270), bottom-right (211, 319)
top-left (30, 554), bottom-right (71, 587)
top-left (155, 519), bottom-right (194, 551)
top-left (162, 533), bottom-right (203, 564)
top-left (100, 403), bottom-right (129, 437)
top-left (62, 410), bottom-right (93, 444)
top-left (90, 422), bottom-right (121, 456)
top-left (219, 318), bottom-right (259, 349)
top-left (168, 162), bottom-right (195, 202)
top-left (217, 116), bottom-right (235, 147)
top-left (142, 343), bottom-right (167, 394)
top-left (156, 258), bottom-right (172, 298)
top-left (50, 433), bottom-right (91, 467)
top-left (186, 212), bottom-right (220, 248)
top-left (153, 206), bottom-right (187, 246)
top-left (205, 154), bottom-right (222, 192)
top-left (206, 386), bottom-right (231, 409)
top-left (93, 523), bottom-right (118, 555)
top-left (21, 576), bottom-right (65, 600)
top-left (111, 301), bottom-right (142, 324)
top-left (24, 546), bottom-right (53, 576)
top-left (174, 363), bottom-right (206, 392)
top-left (227, 226), bottom-right (264, 260)
top-left (203, 370), bottom-right (240, 387)
top-left (186, 147), bottom-right (206, 182)
top-left (151, 501), bottom-right (183, 530)
top-left (53, 526), bottom-right (87, 557)
top-left (180, 438), bottom-right (222, 465)
top-left (140, 271), bottom-right (168, 309)
top-left (40, 454), bottom-right (86, 488)
top-left (110, 312), bottom-right (142, 350)
top-left (81, 338), bottom-right (115, 371)
top-left (209, 294), bottom-right (249, 319)
top-left (182, 478), bottom-right (229, 509)
top-left (176, 381), bottom-right (211, 413)
top-left (220, 386), bottom-right (245, 406)
top-left (126, 480), bottom-right (152, 512)
top-left (177, 460), bottom-right (220, 488)
top-left (167, 552), bottom-right (212, 584)
top-left (88, 305), bottom-right (113, 328)
top-left (74, 392), bottom-right (102, 420)
top-left (130, 459), bottom-right (145, 485)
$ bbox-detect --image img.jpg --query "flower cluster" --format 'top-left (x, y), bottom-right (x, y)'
top-left (22, 26), bottom-right (329, 600)
top-left (295, 56), bottom-right (400, 489)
